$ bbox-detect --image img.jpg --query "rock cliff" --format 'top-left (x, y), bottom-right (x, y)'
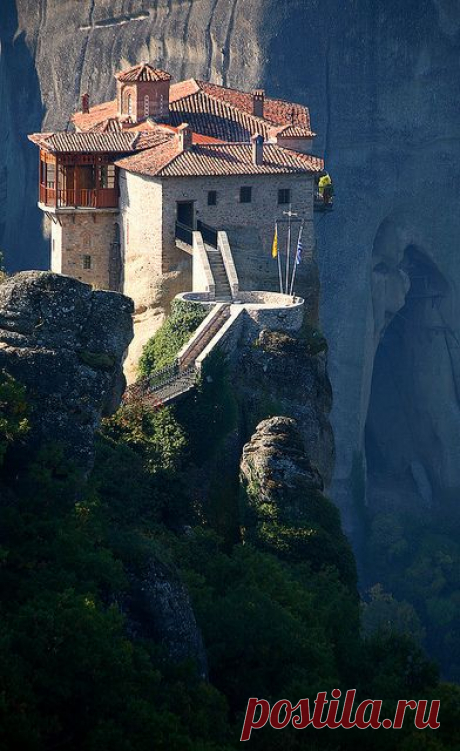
top-left (235, 327), bottom-right (334, 485)
top-left (0, 270), bottom-right (207, 673)
top-left (0, 271), bottom-right (133, 468)
top-left (240, 416), bottom-right (356, 588)
top-left (1, 0), bottom-right (460, 533)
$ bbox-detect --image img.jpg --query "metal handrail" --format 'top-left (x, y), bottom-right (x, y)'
top-left (197, 219), bottom-right (218, 248)
top-left (175, 221), bottom-right (194, 246)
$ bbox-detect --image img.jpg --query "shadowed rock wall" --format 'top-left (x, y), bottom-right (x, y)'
top-left (1, 0), bottom-right (460, 533)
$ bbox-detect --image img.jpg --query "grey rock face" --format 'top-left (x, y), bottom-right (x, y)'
top-left (126, 557), bottom-right (207, 677)
top-left (241, 416), bottom-right (324, 517)
top-left (0, 271), bottom-right (133, 468)
top-left (240, 415), bottom-right (357, 587)
top-left (236, 328), bottom-right (334, 485)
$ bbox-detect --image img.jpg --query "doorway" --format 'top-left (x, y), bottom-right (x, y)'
top-left (176, 201), bottom-right (195, 229)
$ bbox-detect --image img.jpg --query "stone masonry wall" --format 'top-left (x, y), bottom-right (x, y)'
top-left (119, 171), bottom-right (166, 311)
top-left (119, 168), bottom-right (315, 379)
top-left (51, 211), bottom-right (117, 289)
top-left (161, 172), bottom-right (315, 292)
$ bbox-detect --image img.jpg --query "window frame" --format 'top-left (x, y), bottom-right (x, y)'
top-left (278, 188), bottom-right (292, 205)
top-left (240, 186), bottom-right (252, 204)
top-left (83, 254), bottom-right (92, 270)
top-left (207, 190), bottom-right (217, 206)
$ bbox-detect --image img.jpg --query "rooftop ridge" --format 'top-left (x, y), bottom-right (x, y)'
top-left (115, 62), bottom-right (172, 83)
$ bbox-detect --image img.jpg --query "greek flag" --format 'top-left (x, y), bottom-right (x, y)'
top-left (295, 229), bottom-right (303, 265)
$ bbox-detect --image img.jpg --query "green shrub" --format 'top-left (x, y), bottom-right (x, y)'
top-left (138, 300), bottom-right (208, 376)
top-left (0, 371), bottom-right (29, 466)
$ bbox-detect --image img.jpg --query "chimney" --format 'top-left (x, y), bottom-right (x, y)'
top-left (177, 123), bottom-right (193, 152)
top-left (251, 133), bottom-right (264, 166)
top-left (252, 89), bottom-right (265, 118)
top-left (81, 93), bottom-right (90, 114)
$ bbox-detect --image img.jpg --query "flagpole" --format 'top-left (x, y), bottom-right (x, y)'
top-left (285, 205), bottom-right (292, 294)
top-left (276, 221), bottom-right (283, 293)
top-left (290, 219), bottom-right (304, 296)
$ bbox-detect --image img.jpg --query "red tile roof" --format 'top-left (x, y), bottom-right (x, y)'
top-left (115, 63), bottom-right (171, 83)
top-left (169, 90), bottom-right (271, 141)
top-left (115, 141), bottom-right (324, 178)
top-left (196, 81), bottom-right (312, 130)
top-left (72, 78), bottom-right (315, 143)
top-left (28, 131), bottom-right (139, 154)
top-left (270, 124), bottom-right (314, 138)
top-left (72, 100), bottom-right (118, 131)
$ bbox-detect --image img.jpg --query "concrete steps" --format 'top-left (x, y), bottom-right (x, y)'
top-left (205, 246), bottom-right (232, 299)
top-left (179, 304), bottom-right (230, 369)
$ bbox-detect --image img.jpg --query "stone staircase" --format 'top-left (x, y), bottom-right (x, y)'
top-left (178, 303), bottom-right (231, 369)
top-left (124, 304), bottom-right (231, 408)
top-left (205, 247), bottom-right (232, 300)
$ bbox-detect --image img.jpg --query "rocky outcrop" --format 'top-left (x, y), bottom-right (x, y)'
top-left (0, 271), bottom-right (133, 468)
top-left (241, 416), bottom-right (324, 516)
top-left (235, 327), bottom-right (334, 485)
top-left (240, 416), bottom-right (356, 589)
top-left (125, 556), bottom-right (207, 677)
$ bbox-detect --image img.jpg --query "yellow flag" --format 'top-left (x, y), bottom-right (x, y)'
top-left (271, 225), bottom-right (278, 258)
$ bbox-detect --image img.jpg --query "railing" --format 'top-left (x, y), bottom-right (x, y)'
top-left (123, 361), bottom-right (197, 407)
top-left (147, 361), bottom-right (180, 390)
top-left (175, 221), bottom-right (194, 246)
top-left (314, 192), bottom-right (333, 212)
top-left (197, 220), bottom-right (218, 248)
top-left (39, 184), bottom-right (118, 209)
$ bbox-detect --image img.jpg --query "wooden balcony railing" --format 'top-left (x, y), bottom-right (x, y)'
top-left (39, 184), bottom-right (118, 209)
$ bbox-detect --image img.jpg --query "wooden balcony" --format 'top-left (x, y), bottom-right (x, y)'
top-left (39, 184), bottom-right (118, 210)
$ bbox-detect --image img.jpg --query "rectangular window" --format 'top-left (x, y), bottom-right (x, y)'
top-left (240, 186), bottom-right (252, 204)
top-left (83, 255), bottom-right (92, 270)
top-left (278, 188), bottom-right (291, 205)
top-left (46, 162), bottom-right (55, 189)
top-left (207, 190), bottom-right (217, 206)
top-left (99, 164), bottom-right (115, 189)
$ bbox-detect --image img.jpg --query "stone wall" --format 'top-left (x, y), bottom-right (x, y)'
top-left (117, 78), bottom-right (170, 122)
top-left (51, 211), bottom-right (118, 290)
top-left (118, 168), bottom-right (315, 378)
top-left (192, 232), bottom-right (214, 295)
top-left (238, 292), bottom-right (304, 333)
top-left (119, 170), bottom-right (191, 379)
top-left (161, 172), bottom-right (315, 292)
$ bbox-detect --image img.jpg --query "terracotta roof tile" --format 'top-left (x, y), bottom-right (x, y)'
top-left (71, 79), bottom-right (315, 144)
top-left (115, 63), bottom-right (171, 83)
top-left (28, 131), bottom-right (138, 154)
top-left (169, 79), bottom-right (201, 102)
top-left (197, 81), bottom-right (312, 130)
top-left (116, 139), bottom-right (181, 176)
top-left (169, 81), bottom-right (314, 141)
top-left (115, 141), bottom-right (324, 178)
top-left (169, 91), bottom-right (271, 141)
top-left (72, 100), bottom-right (118, 131)
top-left (270, 125), bottom-right (315, 138)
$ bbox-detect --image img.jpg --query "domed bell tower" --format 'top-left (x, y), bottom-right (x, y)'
top-left (115, 62), bottom-right (172, 124)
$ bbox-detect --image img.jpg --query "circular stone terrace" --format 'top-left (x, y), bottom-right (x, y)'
top-left (177, 290), bottom-right (305, 333)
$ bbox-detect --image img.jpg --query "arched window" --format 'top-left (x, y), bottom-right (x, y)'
top-left (144, 95), bottom-right (150, 118)
top-left (127, 93), bottom-right (132, 117)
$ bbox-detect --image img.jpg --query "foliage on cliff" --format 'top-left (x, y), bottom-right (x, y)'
top-left (0, 369), bottom-right (459, 750)
top-left (0, 370), bottom-right (29, 465)
top-left (138, 300), bottom-right (208, 375)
